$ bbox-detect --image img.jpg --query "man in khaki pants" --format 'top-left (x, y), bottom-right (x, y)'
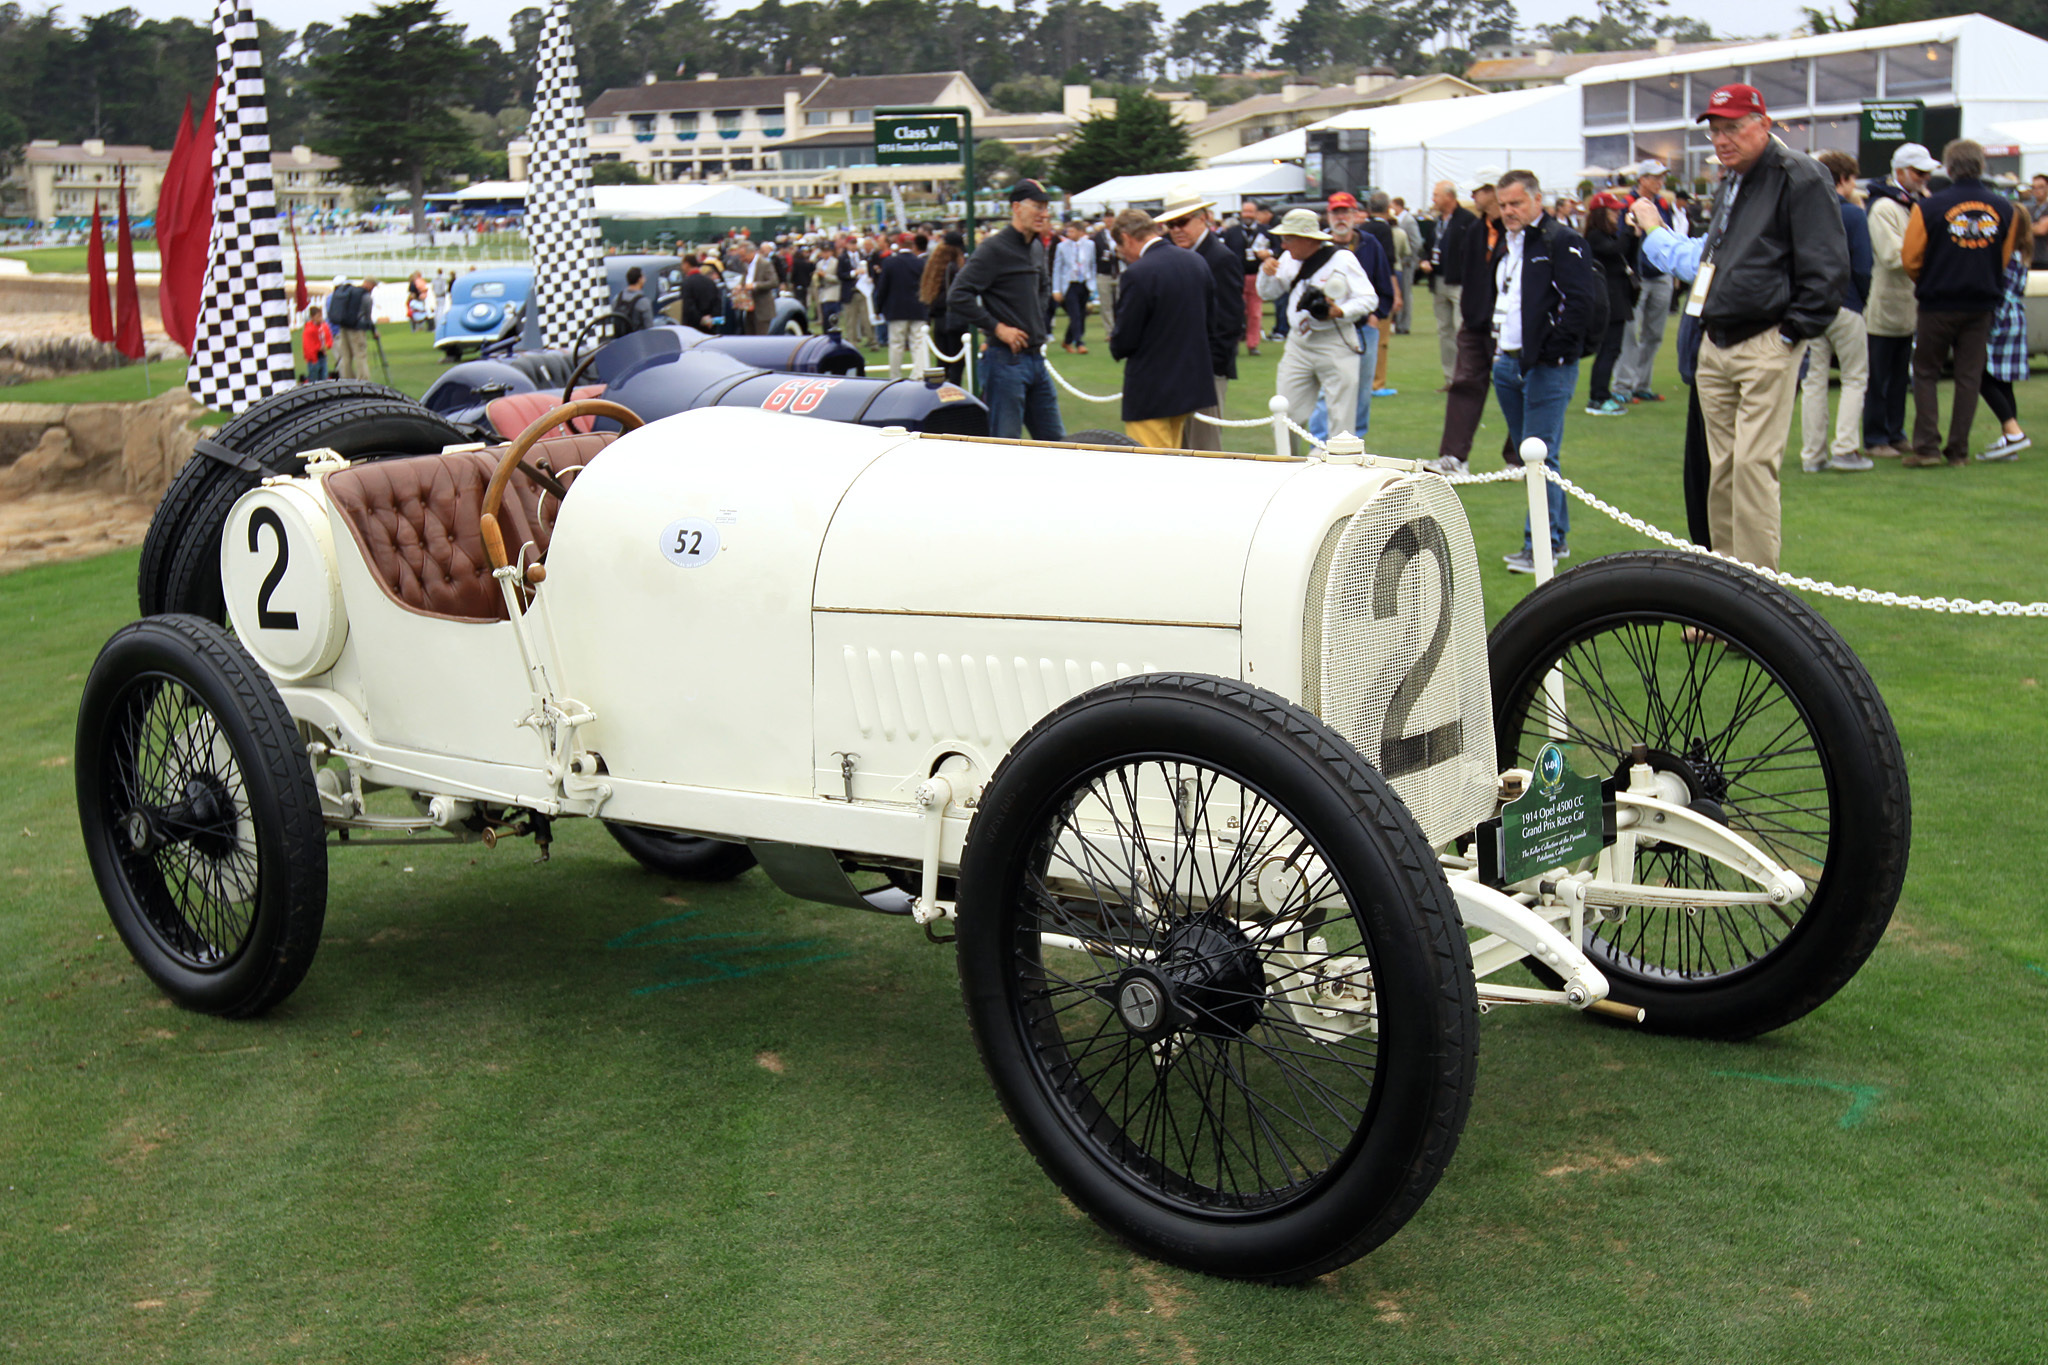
top-left (1633, 83), bottom-right (1846, 571)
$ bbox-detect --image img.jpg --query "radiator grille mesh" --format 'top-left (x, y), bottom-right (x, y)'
top-left (1306, 476), bottom-right (1498, 846)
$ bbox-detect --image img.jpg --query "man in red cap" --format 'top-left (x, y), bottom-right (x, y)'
top-left (1633, 83), bottom-right (1846, 572)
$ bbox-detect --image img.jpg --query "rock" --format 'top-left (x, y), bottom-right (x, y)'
top-left (0, 426), bottom-right (81, 498)
top-left (120, 392), bottom-right (203, 500)
top-left (63, 404), bottom-right (129, 469)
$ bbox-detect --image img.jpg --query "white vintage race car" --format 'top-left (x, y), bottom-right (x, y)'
top-left (75, 399), bottom-right (1909, 1284)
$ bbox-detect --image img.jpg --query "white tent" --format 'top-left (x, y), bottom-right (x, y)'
top-left (1988, 116), bottom-right (2048, 179)
top-left (590, 183), bottom-right (792, 219)
top-left (1069, 163), bottom-right (1306, 214)
top-left (1207, 86), bottom-right (1584, 203)
top-left (431, 181), bottom-right (791, 218)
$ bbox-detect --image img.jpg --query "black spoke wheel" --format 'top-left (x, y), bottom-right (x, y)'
top-left (1488, 550), bottom-right (1909, 1039)
top-left (604, 823), bottom-right (757, 881)
top-left (76, 616), bottom-right (328, 1016)
top-left (958, 675), bottom-right (1476, 1283)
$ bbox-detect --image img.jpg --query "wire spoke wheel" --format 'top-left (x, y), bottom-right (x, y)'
top-left (958, 675), bottom-right (1475, 1282)
top-left (1015, 756), bottom-right (1383, 1213)
top-left (103, 673), bottom-right (264, 967)
top-left (77, 616), bottom-right (328, 1017)
top-left (1488, 551), bottom-right (1909, 1039)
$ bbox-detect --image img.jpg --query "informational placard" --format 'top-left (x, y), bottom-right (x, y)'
top-left (1478, 744), bottom-right (1615, 887)
top-left (874, 113), bottom-right (965, 166)
top-left (1860, 98), bottom-right (1924, 144)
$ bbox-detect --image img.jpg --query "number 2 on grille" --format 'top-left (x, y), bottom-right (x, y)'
top-left (1371, 516), bottom-right (1461, 777)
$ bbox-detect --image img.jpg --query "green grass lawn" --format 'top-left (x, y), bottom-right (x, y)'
top-left (0, 245), bottom-right (101, 274)
top-left (3, 304), bottom-right (2045, 1362)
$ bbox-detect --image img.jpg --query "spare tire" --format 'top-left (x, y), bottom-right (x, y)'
top-left (140, 387), bottom-right (469, 622)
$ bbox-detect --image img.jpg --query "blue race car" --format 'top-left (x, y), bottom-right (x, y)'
top-left (435, 266), bottom-right (532, 357)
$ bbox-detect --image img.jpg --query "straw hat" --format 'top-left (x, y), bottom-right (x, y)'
top-left (1155, 185), bottom-right (1216, 223)
top-left (1274, 207), bottom-right (1331, 241)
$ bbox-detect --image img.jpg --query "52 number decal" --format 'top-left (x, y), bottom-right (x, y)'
top-left (1370, 515), bottom-right (1460, 778)
top-left (247, 506), bottom-right (300, 631)
top-left (658, 517), bottom-right (722, 568)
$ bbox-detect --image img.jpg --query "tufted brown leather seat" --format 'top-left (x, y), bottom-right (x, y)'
top-left (324, 432), bottom-right (618, 623)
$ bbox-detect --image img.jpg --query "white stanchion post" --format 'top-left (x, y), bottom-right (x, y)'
top-left (1522, 438), bottom-right (1554, 584)
top-left (1269, 394), bottom-right (1292, 458)
top-left (1521, 436), bottom-right (1567, 739)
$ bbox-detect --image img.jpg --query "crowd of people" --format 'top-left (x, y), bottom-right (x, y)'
top-left (290, 95), bottom-right (2045, 577)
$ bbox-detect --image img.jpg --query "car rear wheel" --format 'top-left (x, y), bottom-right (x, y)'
top-left (76, 615), bottom-right (328, 1017)
top-left (957, 674), bottom-right (1477, 1283)
top-left (142, 389), bottom-right (467, 623)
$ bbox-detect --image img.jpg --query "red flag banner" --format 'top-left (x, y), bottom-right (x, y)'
top-left (157, 80), bottom-right (218, 353)
top-left (290, 212), bottom-right (309, 312)
top-left (115, 179), bottom-right (146, 361)
top-left (87, 198), bottom-right (113, 344)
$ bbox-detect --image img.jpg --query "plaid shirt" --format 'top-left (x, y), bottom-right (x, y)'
top-left (1988, 252), bottom-right (2030, 384)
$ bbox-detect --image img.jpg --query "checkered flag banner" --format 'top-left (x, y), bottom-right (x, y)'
top-left (187, 0), bottom-right (295, 413)
top-left (527, 0), bottom-right (608, 349)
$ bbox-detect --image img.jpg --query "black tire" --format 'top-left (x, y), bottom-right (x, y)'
top-left (143, 392), bottom-right (468, 622)
top-left (1065, 428), bottom-right (1139, 446)
top-left (139, 381), bottom-right (415, 616)
top-left (1487, 550), bottom-right (1910, 1040)
top-left (604, 823), bottom-right (757, 881)
top-left (957, 674), bottom-right (1477, 1283)
top-left (75, 615), bottom-right (328, 1017)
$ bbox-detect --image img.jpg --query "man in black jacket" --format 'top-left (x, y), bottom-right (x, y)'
top-left (1159, 188), bottom-right (1245, 451)
top-left (1417, 180), bottom-right (1475, 386)
top-left (677, 255), bottom-right (722, 331)
top-left (1109, 209), bottom-right (1216, 448)
top-left (1223, 200), bottom-right (1275, 355)
top-left (873, 239), bottom-right (929, 379)
top-left (948, 180), bottom-right (1062, 439)
top-left (1687, 83), bottom-right (1848, 571)
top-left (1489, 170), bottom-right (1599, 573)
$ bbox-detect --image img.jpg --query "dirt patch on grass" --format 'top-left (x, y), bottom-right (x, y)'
top-left (755, 1050), bottom-right (786, 1074)
top-left (0, 488), bottom-right (155, 574)
top-left (1883, 913), bottom-right (1971, 959)
top-left (1540, 1145), bottom-right (1668, 1178)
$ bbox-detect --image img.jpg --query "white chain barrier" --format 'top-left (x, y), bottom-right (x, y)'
top-left (1040, 363), bottom-right (2044, 615)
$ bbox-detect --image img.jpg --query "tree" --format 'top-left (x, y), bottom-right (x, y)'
top-left (591, 157), bottom-right (644, 183)
top-left (1536, 0), bottom-right (1714, 52)
top-left (1168, 0), bottom-right (1270, 76)
top-left (1054, 92), bottom-right (1191, 191)
top-left (987, 75), bottom-right (1064, 113)
top-left (308, 2), bottom-right (481, 231)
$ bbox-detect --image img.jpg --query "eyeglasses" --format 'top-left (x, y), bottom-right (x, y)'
top-left (1705, 115), bottom-right (1758, 143)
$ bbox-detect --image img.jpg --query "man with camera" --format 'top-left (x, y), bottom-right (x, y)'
top-left (1256, 208), bottom-right (1378, 444)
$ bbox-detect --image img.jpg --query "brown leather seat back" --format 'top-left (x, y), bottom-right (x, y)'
top-left (486, 385), bottom-right (605, 442)
top-left (324, 432), bottom-right (618, 623)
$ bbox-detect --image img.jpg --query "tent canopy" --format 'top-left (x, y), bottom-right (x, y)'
top-left (1070, 163), bottom-right (1305, 214)
top-left (1208, 86), bottom-right (1584, 201)
top-left (426, 180), bottom-right (791, 219)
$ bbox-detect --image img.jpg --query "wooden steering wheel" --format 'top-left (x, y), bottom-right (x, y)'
top-left (479, 398), bottom-right (643, 572)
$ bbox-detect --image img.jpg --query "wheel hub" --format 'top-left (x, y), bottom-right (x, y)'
top-left (1617, 745), bottom-right (1729, 822)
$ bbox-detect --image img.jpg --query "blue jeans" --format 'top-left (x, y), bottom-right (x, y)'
top-left (981, 346), bottom-right (1065, 440)
top-left (1308, 322), bottom-right (1379, 440)
top-left (1492, 351), bottom-right (1578, 553)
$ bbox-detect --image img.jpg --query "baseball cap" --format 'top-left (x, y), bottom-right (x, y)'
top-left (1326, 191), bottom-right (1359, 209)
top-left (1009, 179), bottom-right (1050, 204)
top-left (1891, 141), bottom-right (1942, 173)
top-left (1697, 83), bottom-right (1766, 122)
top-left (1635, 159), bottom-right (1668, 177)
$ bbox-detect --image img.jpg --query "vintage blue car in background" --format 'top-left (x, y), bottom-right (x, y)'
top-left (434, 267), bottom-right (533, 357)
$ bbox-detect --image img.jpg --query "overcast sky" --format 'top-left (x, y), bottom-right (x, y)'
top-left (70, 0), bottom-right (1823, 53)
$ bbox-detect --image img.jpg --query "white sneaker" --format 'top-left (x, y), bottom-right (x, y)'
top-left (1979, 432), bottom-right (2029, 461)
top-left (1436, 455), bottom-right (1469, 476)
top-left (1827, 452), bottom-right (1874, 471)
top-left (1800, 456), bottom-right (1828, 472)
top-left (1503, 547), bottom-right (1569, 575)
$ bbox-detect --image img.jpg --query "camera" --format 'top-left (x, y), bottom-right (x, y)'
top-left (1296, 283), bottom-right (1333, 321)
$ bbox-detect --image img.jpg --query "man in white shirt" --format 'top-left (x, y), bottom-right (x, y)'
top-left (1257, 209), bottom-right (1377, 445)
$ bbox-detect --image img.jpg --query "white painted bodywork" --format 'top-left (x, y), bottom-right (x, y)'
top-left (215, 404), bottom-right (1813, 1018)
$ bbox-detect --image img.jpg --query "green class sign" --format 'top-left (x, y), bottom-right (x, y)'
top-left (1860, 99), bottom-right (1924, 144)
top-left (874, 114), bottom-right (965, 166)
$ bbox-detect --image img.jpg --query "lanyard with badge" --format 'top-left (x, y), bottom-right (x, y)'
top-left (1491, 234), bottom-right (1522, 345)
top-left (1686, 175), bottom-right (1739, 318)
